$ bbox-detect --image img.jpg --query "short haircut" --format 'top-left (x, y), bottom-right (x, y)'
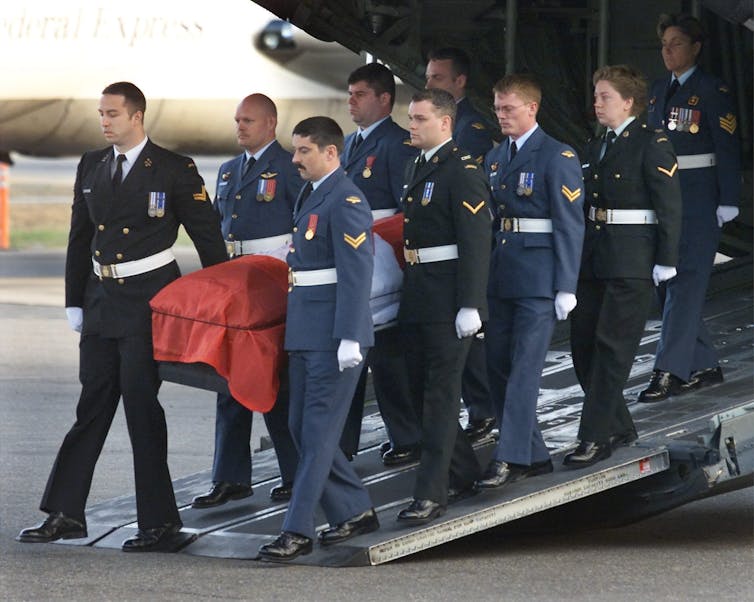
top-left (427, 47), bottom-right (470, 78)
top-left (347, 62), bottom-right (396, 108)
top-left (411, 88), bottom-right (457, 122)
top-left (492, 73), bottom-right (542, 106)
top-left (657, 13), bottom-right (706, 47)
top-left (101, 81), bottom-right (146, 115)
top-left (244, 93), bottom-right (278, 119)
top-left (592, 64), bottom-right (648, 116)
top-left (292, 116), bottom-right (344, 153)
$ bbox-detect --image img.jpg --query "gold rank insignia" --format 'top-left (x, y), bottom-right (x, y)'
top-left (432, 156), bottom-right (439, 163)
top-left (345, 195), bottom-right (361, 204)
top-left (461, 154), bottom-right (472, 161)
top-left (193, 185), bottom-right (208, 201)
top-left (688, 95), bottom-right (699, 106)
top-left (561, 150), bottom-right (575, 158)
top-left (344, 231), bottom-right (367, 249)
top-left (622, 130), bottom-right (629, 137)
top-left (657, 163), bottom-right (678, 177)
top-left (719, 85), bottom-right (729, 93)
top-left (657, 136), bottom-right (669, 142)
top-left (403, 139), bottom-right (412, 145)
top-left (462, 200), bottom-right (485, 214)
top-left (144, 158), bottom-right (153, 167)
top-left (719, 113), bottom-right (737, 134)
top-left (471, 122), bottom-right (485, 130)
top-left (560, 185), bottom-right (581, 202)
top-left (464, 164), bottom-right (478, 169)
top-left (261, 172), bottom-right (278, 179)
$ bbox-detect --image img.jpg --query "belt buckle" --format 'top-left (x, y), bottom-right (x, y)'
top-left (595, 208), bottom-right (607, 222)
top-left (404, 248), bottom-right (419, 265)
top-left (502, 218), bottom-right (513, 232)
top-left (225, 241), bottom-right (237, 258)
top-left (100, 264), bottom-right (113, 278)
top-left (287, 268), bottom-right (294, 291)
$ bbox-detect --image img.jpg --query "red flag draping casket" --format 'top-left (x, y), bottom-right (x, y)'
top-left (150, 214), bottom-right (405, 413)
top-left (150, 255), bottom-right (288, 412)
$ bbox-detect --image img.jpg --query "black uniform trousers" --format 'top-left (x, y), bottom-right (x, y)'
top-left (41, 332), bottom-right (180, 529)
top-left (403, 321), bottom-right (481, 505)
top-left (570, 277), bottom-right (653, 443)
top-left (212, 375), bottom-right (298, 486)
top-left (462, 334), bottom-right (495, 423)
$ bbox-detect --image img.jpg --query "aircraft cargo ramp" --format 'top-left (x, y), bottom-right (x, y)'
top-left (54, 259), bottom-right (753, 565)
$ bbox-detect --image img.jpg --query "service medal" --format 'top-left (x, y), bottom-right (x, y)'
top-left (305, 214), bottom-right (318, 240)
top-left (362, 155), bottom-right (376, 179)
top-left (148, 192), bottom-right (166, 217)
top-left (689, 123), bottom-right (699, 134)
top-left (362, 167), bottom-right (372, 178)
top-left (667, 120), bottom-right (677, 131)
top-left (421, 181), bottom-right (434, 206)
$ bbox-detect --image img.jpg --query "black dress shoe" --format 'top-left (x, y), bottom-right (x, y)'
top-left (463, 417), bottom-right (496, 442)
top-left (121, 522), bottom-right (182, 552)
top-left (447, 485), bottom-right (478, 504)
top-left (379, 440), bottom-right (392, 455)
top-left (382, 445), bottom-right (421, 467)
top-left (191, 482), bottom-right (253, 509)
top-left (270, 482), bottom-right (293, 502)
top-left (609, 429), bottom-right (638, 449)
top-left (319, 508), bottom-right (379, 545)
top-left (637, 370), bottom-right (683, 403)
top-left (677, 366), bottom-right (724, 394)
top-left (562, 441), bottom-right (611, 468)
top-left (396, 499), bottom-right (446, 525)
top-left (475, 459), bottom-right (553, 489)
top-left (17, 512), bottom-right (87, 543)
top-left (258, 531), bottom-right (313, 561)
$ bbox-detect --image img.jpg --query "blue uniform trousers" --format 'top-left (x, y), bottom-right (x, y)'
top-left (211, 379), bottom-right (298, 486)
top-left (282, 350), bottom-right (373, 539)
top-left (485, 297), bottom-right (553, 466)
top-left (654, 217), bottom-right (721, 380)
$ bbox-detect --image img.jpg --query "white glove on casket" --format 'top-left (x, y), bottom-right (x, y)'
top-left (554, 292), bottom-right (577, 321)
top-left (455, 307), bottom-right (482, 339)
top-left (65, 307), bottom-right (83, 333)
top-left (716, 205), bottom-right (739, 228)
top-left (337, 339), bottom-right (363, 372)
top-left (652, 265), bottom-right (677, 286)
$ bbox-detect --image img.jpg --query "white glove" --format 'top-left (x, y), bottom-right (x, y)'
top-left (652, 264), bottom-right (677, 286)
top-left (337, 339), bottom-right (363, 372)
top-left (554, 292), bottom-right (577, 321)
top-left (716, 205), bottom-right (739, 228)
top-left (65, 307), bottom-right (83, 333)
top-left (455, 307), bottom-right (481, 339)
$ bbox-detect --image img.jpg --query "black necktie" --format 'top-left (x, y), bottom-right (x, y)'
top-left (665, 79), bottom-right (680, 106)
top-left (294, 182), bottom-right (313, 217)
top-left (509, 140), bottom-right (518, 162)
top-left (350, 134), bottom-right (363, 159)
top-left (600, 130), bottom-right (616, 160)
top-left (242, 155), bottom-right (256, 177)
top-left (112, 153), bottom-right (126, 191)
top-left (417, 154), bottom-right (426, 169)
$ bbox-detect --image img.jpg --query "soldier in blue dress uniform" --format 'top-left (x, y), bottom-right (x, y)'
top-left (476, 74), bottom-right (584, 488)
top-left (191, 94), bottom-right (301, 510)
top-left (426, 47), bottom-right (497, 444)
top-left (258, 117), bottom-right (378, 561)
top-left (639, 13), bottom-right (741, 402)
top-left (339, 63), bottom-right (421, 466)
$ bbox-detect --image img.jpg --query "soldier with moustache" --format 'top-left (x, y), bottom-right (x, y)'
top-left (18, 82), bottom-right (228, 551)
top-left (638, 13), bottom-right (741, 402)
top-left (565, 65), bottom-right (682, 468)
top-left (426, 47), bottom-right (497, 443)
top-left (190, 94), bottom-right (301, 510)
top-left (475, 74), bottom-right (583, 489)
top-left (339, 62), bottom-right (421, 466)
top-left (258, 117), bottom-right (378, 561)
top-left (395, 88), bottom-right (490, 525)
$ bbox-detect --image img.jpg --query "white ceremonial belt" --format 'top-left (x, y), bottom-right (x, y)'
top-left (403, 244), bottom-right (459, 266)
top-left (226, 234), bottom-right (292, 256)
top-left (500, 217), bottom-right (553, 233)
top-left (93, 249), bottom-right (175, 279)
top-left (588, 207), bottom-right (658, 224)
top-left (371, 208), bottom-right (398, 220)
top-left (288, 267), bottom-right (338, 287)
top-left (677, 153), bottom-right (716, 170)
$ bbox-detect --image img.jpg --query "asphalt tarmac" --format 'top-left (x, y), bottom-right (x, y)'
top-left (0, 249), bottom-right (752, 601)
